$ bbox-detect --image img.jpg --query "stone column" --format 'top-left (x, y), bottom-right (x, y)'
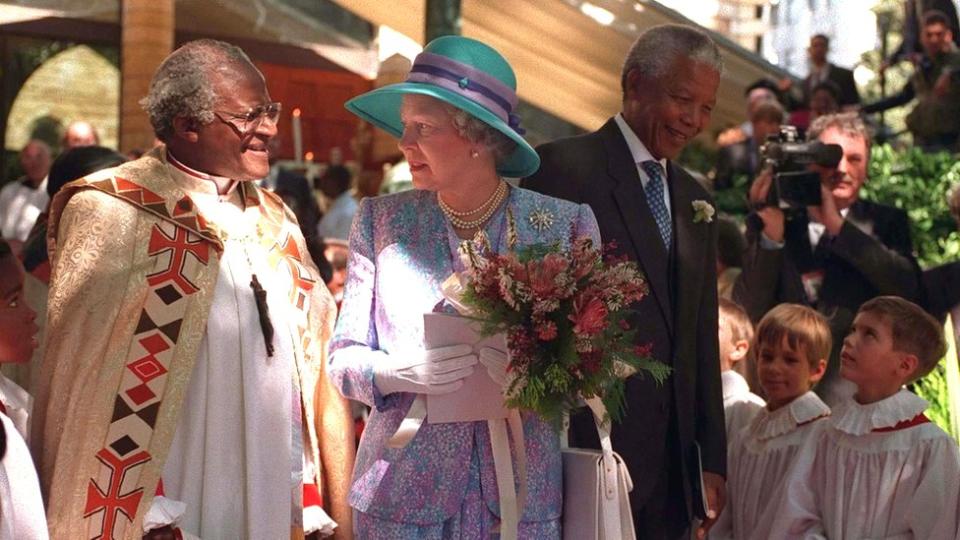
top-left (120, 0), bottom-right (174, 153)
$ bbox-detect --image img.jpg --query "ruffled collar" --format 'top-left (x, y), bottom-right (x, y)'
top-left (749, 391), bottom-right (830, 441)
top-left (832, 389), bottom-right (928, 435)
top-left (722, 370), bottom-right (751, 401)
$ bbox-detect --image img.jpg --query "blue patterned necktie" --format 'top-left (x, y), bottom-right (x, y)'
top-left (641, 160), bottom-right (672, 249)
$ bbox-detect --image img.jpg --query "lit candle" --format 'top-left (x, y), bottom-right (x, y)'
top-left (292, 108), bottom-right (303, 164)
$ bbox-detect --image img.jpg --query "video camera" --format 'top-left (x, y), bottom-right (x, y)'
top-left (761, 126), bottom-right (843, 209)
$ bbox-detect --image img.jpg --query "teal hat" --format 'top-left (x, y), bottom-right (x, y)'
top-left (345, 36), bottom-right (540, 178)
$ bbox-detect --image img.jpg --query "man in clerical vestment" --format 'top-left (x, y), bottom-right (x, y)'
top-left (31, 39), bottom-right (354, 540)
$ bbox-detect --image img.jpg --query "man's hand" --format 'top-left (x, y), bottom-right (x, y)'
top-left (748, 169), bottom-right (785, 242)
top-left (807, 165), bottom-right (845, 236)
top-left (695, 472), bottom-right (727, 539)
top-left (934, 73), bottom-right (951, 97)
top-left (143, 526), bottom-right (177, 540)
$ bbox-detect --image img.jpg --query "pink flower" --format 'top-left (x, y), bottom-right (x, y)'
top-left (535, 320), bottom-right (558, 341)
top-left (528, 253), bottom-right (569, 298)
top-left (634, 343), bottom-right (653, 357)
top-left (569, 293), bottom-right (609, 336)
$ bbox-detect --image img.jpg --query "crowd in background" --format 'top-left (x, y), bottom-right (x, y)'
top-left (0, 7), bottom-right (959, 539)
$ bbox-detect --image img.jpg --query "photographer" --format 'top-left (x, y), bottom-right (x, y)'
top-left (733, 113), bottom-right (921, 405)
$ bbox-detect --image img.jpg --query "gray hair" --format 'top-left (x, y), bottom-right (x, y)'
top-left (442, 104), bottom-right (517, 163)
top-left (620, 24), bottom-right (723, 94)
top-left (140, 39), bottom-right (254, 141)
top-left (807, 112), bottom-right (872, 157)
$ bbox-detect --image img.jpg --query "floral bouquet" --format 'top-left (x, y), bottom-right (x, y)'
top-left (451, 223), bottom-right (671, 427)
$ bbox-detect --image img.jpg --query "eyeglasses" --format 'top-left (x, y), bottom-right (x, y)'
top-left (214, 102), bottom-right (282, 134)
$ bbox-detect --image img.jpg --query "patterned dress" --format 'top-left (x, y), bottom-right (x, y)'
top-left (329, 186), bottom-right (600, 538)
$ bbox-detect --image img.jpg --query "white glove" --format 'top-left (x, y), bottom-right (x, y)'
top-left (374, 344), bottom-right (477, 396)
top-left (478, 346), bottom-right (509, 386)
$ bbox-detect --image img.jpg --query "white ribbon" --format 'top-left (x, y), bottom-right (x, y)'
top-left (583, 397), bottom-right (635, 540)
top-left (387, 274), bottom-right (527, 540)
top-left (388, 274), bottom-right (529, 535)
top-left (387, 395), bottom-right (427, 449)
top-left (387, 402), bottom-right (528, 537)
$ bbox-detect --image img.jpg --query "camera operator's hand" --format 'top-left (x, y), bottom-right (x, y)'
top-left (934, 73), bottom-right (951, 97)
top-left (748, 169), bottom-right (786, 243)
top-left (807, 165), bottom-right (845, 236)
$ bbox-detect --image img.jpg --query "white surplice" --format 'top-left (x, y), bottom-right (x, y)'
top-left (721, 370), bottom-right (766, 437)
top-left (145, 163), bottom-right (322, 538)
top-left (776, 389), bottom-right (960, 539)
top-left (715, 391), bottom-right (830, 540)
top-left (0, 412), bottom-right (47, 540)
top-left (0, 373), bottom-right (32, 441)
top-left (709, 370), bottom-right (767, 539)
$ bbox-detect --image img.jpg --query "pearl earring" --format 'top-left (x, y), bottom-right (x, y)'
top-left (471, 149), bottom-right (480, 158)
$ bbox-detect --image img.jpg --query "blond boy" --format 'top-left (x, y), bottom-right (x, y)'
top-left (780, 296), bottom-right (960, 538)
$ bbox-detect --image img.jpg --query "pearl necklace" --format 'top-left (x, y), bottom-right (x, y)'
top-left (439, 180), bottom-right (508, 229)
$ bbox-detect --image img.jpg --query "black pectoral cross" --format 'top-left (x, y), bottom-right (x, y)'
top-left (250, 273), bottom-right (275, 357)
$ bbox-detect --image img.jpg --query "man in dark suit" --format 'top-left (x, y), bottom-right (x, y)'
top-left (713, 100), bottom-right (785, 190)
top-left (733, 113), bottom-right (920, 405)
top-left (785, 34), bottom-right (861, 109)
top-left (522, 24), bottom-right (726, 540)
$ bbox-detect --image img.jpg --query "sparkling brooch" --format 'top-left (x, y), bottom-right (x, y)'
top-left (529, 208), bottom-right (555, 232)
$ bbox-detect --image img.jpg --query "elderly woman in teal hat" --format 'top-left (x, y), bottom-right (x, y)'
top-left (327, 36), bottom-right (601, 537)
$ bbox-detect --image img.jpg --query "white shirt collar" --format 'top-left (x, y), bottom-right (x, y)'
top-left (832, 389), bottom-right (928, 436)
top-left (614, 113), bottom-right (667, 174)
top-left (808, 207), bottom-right (850, 247)
top-left (749, 391), bottom-right (831, 441)
top-left (166, 151), bottom-right (239, 197)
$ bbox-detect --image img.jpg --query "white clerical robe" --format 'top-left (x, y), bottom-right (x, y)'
top-left (721, 369), bottom-right (765, 438)
top-left (776, 390), bottom-right (960, 539)
top-left (145, 164), bottom-right (334, 538)
top-left (0, 411), bottom-right (47, 540)
top-left (713, 391), bottom-right (831, 540)
top-left (709, 370), bottom-right (767, 539)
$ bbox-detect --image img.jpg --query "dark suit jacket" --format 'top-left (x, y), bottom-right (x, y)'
top-left (734, 200), bottom-right (920, 399)
top-left (713, 139), bottom-right (759, 190)
top-left (803, 63), bottom-right (861, 107)
top-left (521, 118), bottom-right (725, 522)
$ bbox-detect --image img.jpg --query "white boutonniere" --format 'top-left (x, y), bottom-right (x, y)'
top-left (692, 200), bottom-right (715, 223)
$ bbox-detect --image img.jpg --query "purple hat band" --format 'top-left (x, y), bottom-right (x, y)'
top-left (406, 52), bottom-right (526, 135)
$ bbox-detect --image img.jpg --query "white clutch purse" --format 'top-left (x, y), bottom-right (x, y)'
top-left (561, 398), bottom-right (637, 540)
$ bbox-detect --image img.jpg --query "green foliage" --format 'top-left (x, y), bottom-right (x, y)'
top-left (713, 174), bottom-right (751, 220)
top-left (677, 138), bottom-right (718, 176)
top-left (860, 144), bottom-right (960, 268)
top-left (860, 144), bottom-right (960, 438)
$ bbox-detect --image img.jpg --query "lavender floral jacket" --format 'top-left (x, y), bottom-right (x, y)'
top-left (328, 187), bottom-right (600, 525)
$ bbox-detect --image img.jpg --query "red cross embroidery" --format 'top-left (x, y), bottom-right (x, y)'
top-left (84, 448), bottom-right (151, 538)
top-left (147, 224), bottom-right (211, 294)
top-left (272, 233), bottom-right (315, 306)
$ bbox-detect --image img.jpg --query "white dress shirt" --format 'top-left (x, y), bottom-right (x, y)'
top-left (0, 178), bottom-right (48, 241)
top-left (613, 113), bottom-right (672, 219)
